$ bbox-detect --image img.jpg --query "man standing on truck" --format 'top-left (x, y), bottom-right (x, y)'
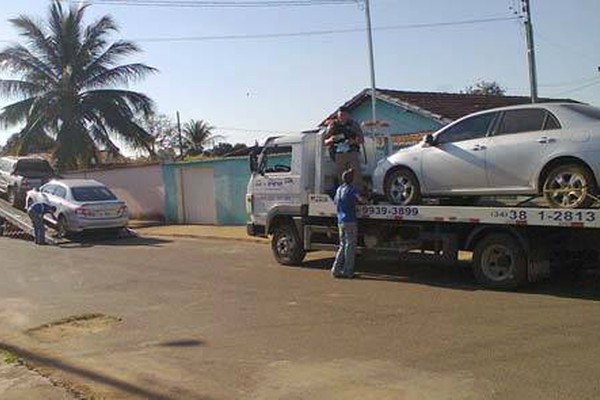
top-left (324, 106), bottom-right (365, 193)
top-left (332, 169), bottom-right (366, 279)
top-left (27, 201), bottom-right (56, 245)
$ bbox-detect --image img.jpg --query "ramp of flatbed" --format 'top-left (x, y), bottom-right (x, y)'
top-left (0, 199), bottom-right (56, 244)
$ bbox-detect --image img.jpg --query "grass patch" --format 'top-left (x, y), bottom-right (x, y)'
top-left (0, 349), bottom-right (20, 365)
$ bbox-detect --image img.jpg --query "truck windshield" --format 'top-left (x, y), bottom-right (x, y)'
top-left (262, 145), bottom-right (292, 173)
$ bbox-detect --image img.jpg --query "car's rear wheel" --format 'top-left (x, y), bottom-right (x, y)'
top-left (385, 168), bottom-right (421, 205)
top-left (57, 215), bottom-right (70, 239)
top-left (543, 163), bottom-right (596, 209)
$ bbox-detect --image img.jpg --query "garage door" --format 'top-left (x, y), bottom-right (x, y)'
top-left (181, 167), bottom-right (217, 224)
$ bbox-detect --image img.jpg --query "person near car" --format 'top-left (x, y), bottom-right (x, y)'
top-left (26, 201), bottom-right (56, 245)
top-left (324, 106), bottom-right (365, 193)
top-left (331, 169), bottom-right (367, 279)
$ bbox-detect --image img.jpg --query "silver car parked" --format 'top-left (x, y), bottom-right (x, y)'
top-left (26, 179), bottom-right (129, 236)
top-left (372, 103), bottom-right (600, 209)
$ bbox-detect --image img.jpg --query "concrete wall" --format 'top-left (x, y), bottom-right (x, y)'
top-left (64, 164), bottom-right (165, 220)
top-left (163, 154), bottom-right (290, 225)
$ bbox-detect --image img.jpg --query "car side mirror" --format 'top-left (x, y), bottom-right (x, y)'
top-left (424, 134), bottom-right (435, 146)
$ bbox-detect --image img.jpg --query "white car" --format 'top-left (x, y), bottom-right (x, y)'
top-left (26, 179), bottom-right (129, 236)
top-left (372, 103), bottom-right (600, 209)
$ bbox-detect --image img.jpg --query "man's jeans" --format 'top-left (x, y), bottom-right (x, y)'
top-left (332, 222), bottom-right (357, 277)
top-left (28, 211), bottom-right (45, 245)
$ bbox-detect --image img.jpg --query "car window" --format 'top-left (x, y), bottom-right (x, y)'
top-left (54, 186), bottom-right (67, 199)
top-left (436, 112), bottom-right (497, 145)
top-left (71, 186), bottom-right (117, 202)
top-left (496, 109), bottom-right (548, 135)
top-left (41, 184), bottom-right (57, 195)
top-left (543, 113), bottom-right (561, 130)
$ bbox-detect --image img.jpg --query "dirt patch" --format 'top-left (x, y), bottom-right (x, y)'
top-left (26, 313), bottom-right (122, 342)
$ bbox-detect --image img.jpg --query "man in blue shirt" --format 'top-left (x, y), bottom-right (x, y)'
top-left (332, 169), bottom-right (366, 279)
top-left (27, 201), bottom-right (56, 245)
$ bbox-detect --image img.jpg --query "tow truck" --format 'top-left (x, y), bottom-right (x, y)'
top-left (246, 130), bottom-right (600, 289)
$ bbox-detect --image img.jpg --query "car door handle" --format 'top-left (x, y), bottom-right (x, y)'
top-left (471, 144), bottom-right (486, 151)
top-left (537, 136), bottom-right (555, 144)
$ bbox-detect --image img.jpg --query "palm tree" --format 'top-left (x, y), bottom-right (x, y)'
top-left (0, 1), bottom-right (156, 169)
top-left (182, 119), bottom-right (222, 156)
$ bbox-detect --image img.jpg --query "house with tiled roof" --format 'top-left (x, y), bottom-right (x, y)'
top-left (323, 89), bottom-right (577, 149)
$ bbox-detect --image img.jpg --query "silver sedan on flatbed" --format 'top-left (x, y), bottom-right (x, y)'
top-left (26, 179), bottom-right (129, 236)
top-left (373, 103), bottom-right (600, 209)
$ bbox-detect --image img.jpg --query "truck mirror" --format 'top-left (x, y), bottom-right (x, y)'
top-left (249, 151), bottom-right (258, 173)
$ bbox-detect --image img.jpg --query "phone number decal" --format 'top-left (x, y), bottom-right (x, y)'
top-left (360, 205), bottom-right (419, 217)
top-left (490, 209), bottom-right (529, 221)
top-left (538, 210), bottom-right (596, 222)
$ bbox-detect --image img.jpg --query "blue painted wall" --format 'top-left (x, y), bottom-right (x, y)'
top-left (350, 98), bottom-right (444, 134)
top-left (163, 154), bottom-right (291, 225)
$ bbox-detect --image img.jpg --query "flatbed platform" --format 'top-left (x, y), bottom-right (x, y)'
top-left (308, 194), bottom-right (600, 229)
top-left (0, 198), bottom-right (57, 244)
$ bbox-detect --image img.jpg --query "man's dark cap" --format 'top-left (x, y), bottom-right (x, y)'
top-left (338, 105), bottom-right (350, 113)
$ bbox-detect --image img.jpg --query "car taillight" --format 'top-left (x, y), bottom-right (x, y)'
top-left (75, 207), bottom-right (92, 217)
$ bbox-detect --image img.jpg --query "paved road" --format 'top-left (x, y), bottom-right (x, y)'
top-left (0, 235), bottom-right (599, 399)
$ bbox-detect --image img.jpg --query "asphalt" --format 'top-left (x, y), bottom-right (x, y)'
top-left (0, 223), bottom-right (257, 400)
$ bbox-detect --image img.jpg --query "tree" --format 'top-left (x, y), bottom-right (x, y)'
top-left (2, 129), bottom-right (55, 155)
top-left (182, 119), bottom-right (222, 156)
top-left (463, 80), bottom-right (506, 96)
top-left (137, 113), bottom-right (178, 159)
top-left (0, 1), bottom-right (156, 170)
top-left (204, 142), bottom-right (249, 157)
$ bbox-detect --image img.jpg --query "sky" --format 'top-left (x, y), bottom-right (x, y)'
top-left (0, 0), bottom-right (599, 150)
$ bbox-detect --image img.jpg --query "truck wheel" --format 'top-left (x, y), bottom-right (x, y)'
top-left (543, 163), bottom-right (595, 209)
top-left (271, 224), bottom-right (306, 266)
top-left (472, 233), bottom-right (527, 289)
top-left (385, 168), bottom-right (421, 205)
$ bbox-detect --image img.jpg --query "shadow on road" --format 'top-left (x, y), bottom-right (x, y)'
top-left (0, 342), bottom-right (212, 400)
top-left (301, 255), bottom-right (600, 301)
top-left (58, 235), bottom-right (172, 249)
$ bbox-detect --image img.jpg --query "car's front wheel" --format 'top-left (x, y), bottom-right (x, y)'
top-left (543, 163), bottom-right (596, 209)
top-left (384, 168), bottom-right (421, 205)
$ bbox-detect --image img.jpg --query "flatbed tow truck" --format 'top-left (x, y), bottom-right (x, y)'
top-left (0, 198), bottom-right (57, 244)
top-left (246, 130), bottom-right (600, 289)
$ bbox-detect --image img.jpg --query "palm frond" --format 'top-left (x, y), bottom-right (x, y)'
top-left (0, 46), bottom-right (58, 85)
top-left (0, 79), bottom-right (43, 98)
top-left (0, 98), bottom-right (36, 129)
top-left (83, 63), bottom-right (157, 90)
top-left (9, 15), bottom-right (59, 70)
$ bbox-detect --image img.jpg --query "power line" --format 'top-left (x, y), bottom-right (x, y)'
top-left (132, 16), bottom-right (520, 43)
top-left (552, 78), bottom-right (600, 96)
top-left (89, 0), bottom-right (359, 8)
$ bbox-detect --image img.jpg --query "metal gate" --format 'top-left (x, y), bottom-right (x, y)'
top-left (180, 167), bottom-right (217, 224)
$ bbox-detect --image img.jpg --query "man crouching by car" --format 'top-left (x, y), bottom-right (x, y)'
top-left (27, 201), bottom-right (56, 245)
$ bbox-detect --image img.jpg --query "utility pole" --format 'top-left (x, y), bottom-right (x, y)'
top-left (364, 0), bottom-right (377, 127)
top-left (522, 0), bottom-right (538, 103)
top-left (176, 111), bottom-right (184, 158)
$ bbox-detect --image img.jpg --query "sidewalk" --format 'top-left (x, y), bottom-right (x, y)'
top-left (0, 358), bottom-right (76, 400)
top-left (132, 223), bottom-right (269, 244)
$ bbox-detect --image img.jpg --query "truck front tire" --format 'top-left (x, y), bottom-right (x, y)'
top-left (472, 233), bottom-right (527, 289)
top-left (271, 224), bottom-right (306, 266)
